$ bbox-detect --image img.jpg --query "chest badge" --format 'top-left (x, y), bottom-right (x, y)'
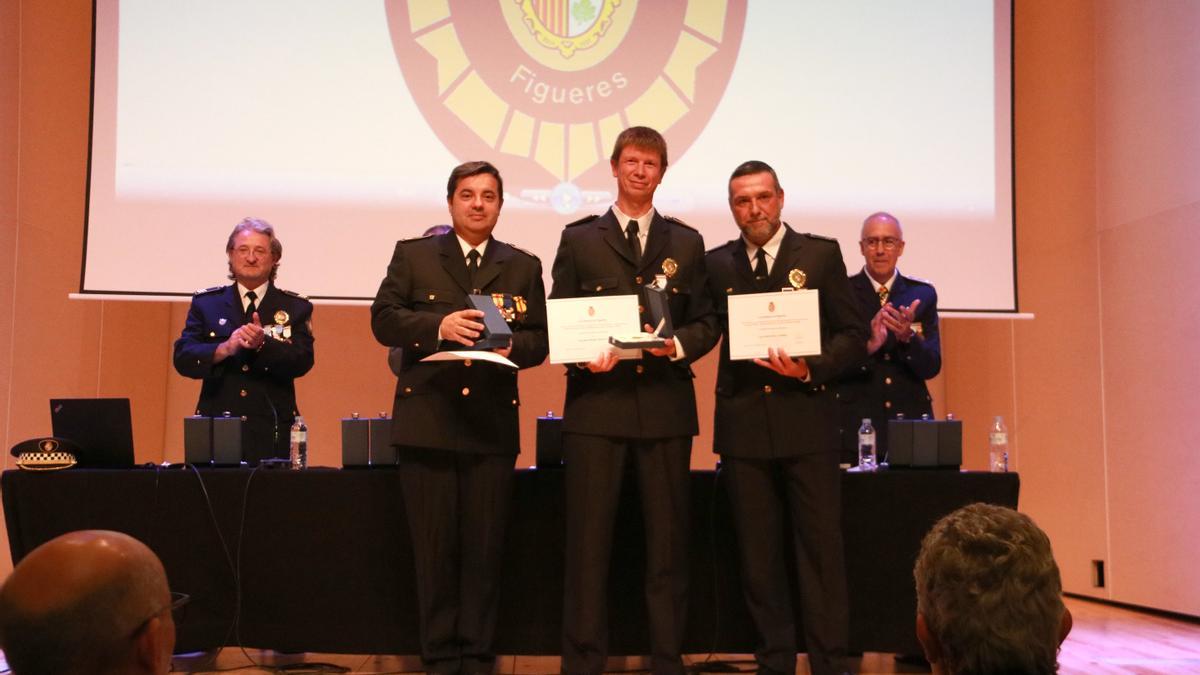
top-left (218, 318), bottom-right (227, 326)
top-left (788, 268), bottom-right (807, 289)
top-left (662, 258), bottom-right (679, 279)
top-left (274, 310), bottom-right (290, 325)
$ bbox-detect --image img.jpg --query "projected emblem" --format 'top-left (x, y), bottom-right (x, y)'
top-left (386, 0), bottom-right (746, 214)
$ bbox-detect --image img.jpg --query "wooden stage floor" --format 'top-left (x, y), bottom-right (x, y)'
top-left (165, 596), bottom-right (1200, 674)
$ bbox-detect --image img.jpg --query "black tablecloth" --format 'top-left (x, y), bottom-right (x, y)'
top-left (2, 467), bottom-right (1018, 655)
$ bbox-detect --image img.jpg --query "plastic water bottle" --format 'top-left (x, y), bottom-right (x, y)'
top-left (857, 418), bottom-right (877, 472)
top-left (289, 416), bottom-right (308, 470)
top-left (989, 415), bottom-right (1008, 472)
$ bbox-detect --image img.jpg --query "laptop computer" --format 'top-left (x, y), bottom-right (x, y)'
top-left (49, 398), bottom-right (136, 468)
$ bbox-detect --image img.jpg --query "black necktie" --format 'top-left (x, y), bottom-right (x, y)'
top-left (753, 248), bottom-right (769, 289)
top-left (244, 291), bottom-right (257, 323)
top-left (467, 249), bottom-right (481, 291)
top-left (626, 220), bottom-right (642, 262)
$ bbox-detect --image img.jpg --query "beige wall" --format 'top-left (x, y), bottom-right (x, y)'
top-left (2, 0), bottom-right (1198, 617)
top-left (1090, 0), bottom-right (1200, 615)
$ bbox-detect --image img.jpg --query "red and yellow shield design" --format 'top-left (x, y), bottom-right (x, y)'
top-left (386, 0), bottom-right (746, 212)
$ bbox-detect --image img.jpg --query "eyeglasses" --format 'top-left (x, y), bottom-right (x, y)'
top-left (233, 246), bottom-right (271, 258)
top-left (129, 591), bottom-right (191, 638)
top-left (862, 237), bottom-right (901, 250)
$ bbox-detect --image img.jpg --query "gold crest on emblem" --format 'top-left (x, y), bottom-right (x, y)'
top-left (274, 310), bottom-right (290, 325)
top-left (788, 269), bottom-right (807, 289)
top-left (512, 0), bottom-right (626, 60)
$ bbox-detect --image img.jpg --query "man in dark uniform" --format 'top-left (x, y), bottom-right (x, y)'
top-left (370, 161), bottom-right (547, 675)
top-left (706, 161), bottom-right (864, 675)
top-left (174, 217), bottom-right (314, 464)
top-left (549, 126), bottom-right (718, 675)
top-left (837, 211), bottom-right (941, 464)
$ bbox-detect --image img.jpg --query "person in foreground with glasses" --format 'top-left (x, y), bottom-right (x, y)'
top-left (835, 211), bottom-right (942, 464)
top-left (0, 530), bottom-right (179, 675)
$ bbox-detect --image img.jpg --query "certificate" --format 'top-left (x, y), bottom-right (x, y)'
top-left (547, 295), bottom-right (642, 364)
top-left (420, 350), bottom-right (517, 369)
top-left (727, 289), bottom-right (821, 360)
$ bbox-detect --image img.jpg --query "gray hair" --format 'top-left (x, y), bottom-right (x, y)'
top-left (226, 216), bottom-right (283, 281)
top-left (914, 503), bottom-right (1066, 675)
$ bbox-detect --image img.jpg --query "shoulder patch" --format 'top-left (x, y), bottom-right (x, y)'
top-left (193, 285), bottom-right (224, 296)
top-left (706, 239), bottom-right (740, 255)
top-left (564, 214), bottom-right (600, 228)
top-left (509, 244), bottom-right (541, 261)
top-left (399, 233), bottom-right (435, 243)
top-left (804, 232), bottom-right (838, 243)
top-left (279, 288), bottom-right (310, 300)
top-left (662, 215), bottom-right (698, 232)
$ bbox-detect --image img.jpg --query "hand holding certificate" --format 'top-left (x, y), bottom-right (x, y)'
top-left (547, 295), bottom-right (642, 364)
top-left (727, 289), bottom-right (821, 361)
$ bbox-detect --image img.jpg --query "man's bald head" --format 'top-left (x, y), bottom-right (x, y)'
top-left (859, 211), bottom-right (906, 284)
top-left (0, 530), bottom-right (175, 675)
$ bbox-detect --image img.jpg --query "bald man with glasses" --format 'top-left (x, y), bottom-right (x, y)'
top-left (0, 530), bottom-right (181, 675)
top-left (836, 211), bottom-right (942, 464)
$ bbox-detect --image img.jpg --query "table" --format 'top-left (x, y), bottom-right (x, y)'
top-left (2, 467), bottom-right (1018, 655)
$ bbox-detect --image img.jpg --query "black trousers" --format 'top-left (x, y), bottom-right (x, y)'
top-left (561, 433), bottom-right (691, 675)
top-left (397, 447), bottom-right (515, 675)
top-left (723, 452), bottom-right (850, 675)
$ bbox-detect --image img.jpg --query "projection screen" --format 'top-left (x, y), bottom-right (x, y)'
top-left (82, 0), bottom-right (1015, 312)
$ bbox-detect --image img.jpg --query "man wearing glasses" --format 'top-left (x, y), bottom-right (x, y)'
top-left (837, 211), bottom-right (942, 463)
top-left (174, 217), bottom-right (315, 464)
top-left (0, 530), bottom-right (180, 674)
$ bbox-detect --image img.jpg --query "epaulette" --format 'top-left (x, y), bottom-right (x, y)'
top-left (706, 239), bottom-right (739, 255)
top-left (903, 273), bottom-right (934, 286)
top-left (564, 215), bottom-right (600, 228)
top-left (804, 232), bottom-right (838, 243)
top-left (662, 215), bottom-right (698, 232)
top-left (399, 233), bottom-right (435, 243)
top-left (193, 285), bottom-right (224, 296)
top-left (279, 288), bottom-right (310, 300)
top-left (509, 244), bottom-right (541, 261)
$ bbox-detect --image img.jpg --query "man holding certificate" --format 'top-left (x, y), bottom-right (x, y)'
top-left (705, 161), bottom-right (866, 675)
top-left (549, 126), bottom-right (718, 675)
top-left (370, 161), bottom-right (548, 675)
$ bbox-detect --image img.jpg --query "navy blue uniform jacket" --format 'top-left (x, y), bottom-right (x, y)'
top-left (173, 283), bottom-right (314, 461)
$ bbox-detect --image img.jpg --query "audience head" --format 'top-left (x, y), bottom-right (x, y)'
top-left (0, 530), bottom-right (176, 675)
top-left (914, 503), bottom-right (1072, 675)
